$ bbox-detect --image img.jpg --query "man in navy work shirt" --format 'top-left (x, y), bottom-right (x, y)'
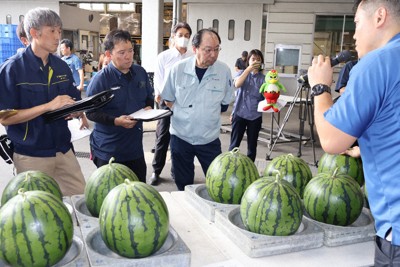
top-left (308, 1), bottom-right (400, 265)
top-left (86, 30), bottom-right (153, 183)
top-left (162, 28), bottom-right (234, 190)
top-left (0, 7), bottom-right (85, 196)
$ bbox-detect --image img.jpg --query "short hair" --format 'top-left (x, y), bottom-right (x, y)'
top-left (103, 29), bottom-right (131, 52)
top-left (16, 20), bottom-right (27, 41)
top-left (247, 49), bottom-right (264, 65)
top-left (192, 28), bottom-right (221, 48)
top-left (242, 51), bottom-right (248, 57)
top-left (60, 39), bottom-right (73, 50)
top-left (354, 0), bottom-right (400, 17)
top-left (171, 22), bottom-right (192, 36)
top-left (23, 7), bottom-right (62, 42)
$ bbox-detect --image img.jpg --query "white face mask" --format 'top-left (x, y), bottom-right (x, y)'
top-left (175, 37), bottom-right (189, 48)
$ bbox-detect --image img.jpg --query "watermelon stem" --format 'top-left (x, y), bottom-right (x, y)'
top-left (124, 179), bottom-right (131, 185)
top-left (231, 147), bottom-right (240, 154)
top-left (18, 188), bottom-right (27, 200)
top-left (108, 157), bottom-right (115, 165)
top-left (272, 170), bottom-right (281, 182)
top-left (332, 167), bottom-right (339, 177)
top-left (24, 172), bottom-right (31, 182)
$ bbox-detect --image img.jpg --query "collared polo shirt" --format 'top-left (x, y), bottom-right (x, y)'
top-left (232, 70), bottom-right (265, 120)
top-left (62, 53), bottom-right (83, 86)
top-left (325, 33), bottom-right (400, 246)
top-left (87, 62), bottom-right (154, 161)
top-left (0, 45), bottom-right (81, 157)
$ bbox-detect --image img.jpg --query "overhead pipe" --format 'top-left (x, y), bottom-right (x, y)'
top-left (172, 0), bottom-right (182, 27)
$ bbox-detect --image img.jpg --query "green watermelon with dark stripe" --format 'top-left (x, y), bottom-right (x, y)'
top-left (85, 157), bottom-right (139, 217)
top-left (318, 152), bottom-right (364, 187)
top-left (1, 170), bottom-right (62, 206)
top-left (206, 148), bottom-right (260, 204)
top-left (99, 179), bottom-right (169, 258)
top-left (0, 189), bottom-right (73, 267)
top-left (240, 171), bottom-right (303, 236)
top-left (263, 153), bottom-right (312, 198)
top-left (303, 168), bottom-right (364, 226)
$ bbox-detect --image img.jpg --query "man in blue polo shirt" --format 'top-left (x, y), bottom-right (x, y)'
top-left (308, 1), bottom-right (400, 265)
top-left (0, 7), bottom-right (86, 196)
top-left (60, 39), bottom-right (85, 91)
top-left (86, 29), bottom-right (153, 183)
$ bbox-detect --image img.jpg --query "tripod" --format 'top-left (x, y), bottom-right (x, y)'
top-left (265, 81), bottom-right (317, 166)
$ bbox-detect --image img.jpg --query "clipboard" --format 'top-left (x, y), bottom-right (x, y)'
top-left (129, 108), bottom-right (173, 122)
top-left (43, 90), bottom-right (114, 122)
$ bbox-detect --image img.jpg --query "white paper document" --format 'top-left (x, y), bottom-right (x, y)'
top-left (129, 108), bottom-right (172, 121)
top-left (68, 119), bottom-right (91, 142)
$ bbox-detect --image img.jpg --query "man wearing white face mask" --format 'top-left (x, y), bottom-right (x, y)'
top-left (149, 22), bottom-right (193, 185)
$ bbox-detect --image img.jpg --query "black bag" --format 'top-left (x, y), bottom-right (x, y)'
top-left (0, 134), bottom-right (13, 164)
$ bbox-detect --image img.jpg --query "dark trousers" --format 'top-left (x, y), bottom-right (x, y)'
top-left (228, 115), bottom-right (262, 162)
top-left (375, 236), bottom-right (400, 267)
top-left (152, 101), bottom-right (171, 175)
top-left (170, 135), bottom-right (221, 191)
top-left (92, 155), bottom-right (147, 183)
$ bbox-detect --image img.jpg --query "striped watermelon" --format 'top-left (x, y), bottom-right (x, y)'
top-left (240, 171), bottom-right (303, 236)
top-left (85, 157), bottom-right (139, 217)
top-left (263, 153), bottom-right (312, 198)
top-left (1, 170), bottom-right (62, 206)
top-left (303, 168), bottom-right (364, 226)
top-left (206, 148), bottom-right (260, 204)
top-left (0, 189), bottom-right (73, 267)
top-left (318, 152), bottom-right (364, 186)
top-left (99, 179), bottom-right (169, 258)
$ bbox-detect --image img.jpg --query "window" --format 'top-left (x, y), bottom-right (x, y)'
top-left (314, 15), bottom-right (356, 59)
top-left (244, 20), bottom-right (251, 41)
top-left (212, 19), bottom-right (219, 33)
top-left (197, 19), bottom-right (203, 32)
top-left (274, 44), bottom-right (301, 77)
top-left (228, 20), bottom-right (235, 40)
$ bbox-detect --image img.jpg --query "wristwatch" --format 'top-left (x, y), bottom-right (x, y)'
top-left (311, 84), bottom-right (331, 97)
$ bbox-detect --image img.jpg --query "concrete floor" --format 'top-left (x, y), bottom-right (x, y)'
top-left (0, 100), bottom-right (324, 195)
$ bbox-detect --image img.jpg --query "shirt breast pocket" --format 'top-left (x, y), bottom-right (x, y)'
top-left (206, 86), bottom-right (224, 108)
top-left (175, 82), bottom-right (196, 107)
top-left (23, 85), bottom-right (48, 107)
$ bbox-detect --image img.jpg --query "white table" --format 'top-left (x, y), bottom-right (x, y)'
top-left (160, 191), bottom-right (374, 267)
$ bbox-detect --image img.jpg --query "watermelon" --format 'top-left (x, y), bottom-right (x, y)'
top-left (0, 189), bottom-right (73, 267)
top-left (263, 153), bottom-right (312, 198)
top-left (1, 170), bottom-right (62, 206)
top-left (99, 179), bottom-right (169, 258)
top-left (318, 152), bottom-right (364, 187)
top-left (303, 168), bottom-right (364, 226)
top-left (240, 171), bottom-right (303, 236)
top-left (206, 148), bottom-right (260, 204)
top-left (85, 157), bottom-right (139, 217)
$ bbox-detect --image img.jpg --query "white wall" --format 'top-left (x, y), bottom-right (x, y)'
top-left (0, 1), bottom-right (59, 24)
top-left (187, 3), bottom-right (263, 77)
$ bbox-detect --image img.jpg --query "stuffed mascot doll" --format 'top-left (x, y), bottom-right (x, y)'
top-left (259, 69), bottom-right (286, 112)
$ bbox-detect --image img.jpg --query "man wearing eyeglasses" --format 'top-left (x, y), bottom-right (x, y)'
top-left (162, 28), bottom-right (234, 191)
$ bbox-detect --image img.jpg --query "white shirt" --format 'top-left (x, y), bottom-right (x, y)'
top-left (154, 47), bottom-right (193, 96)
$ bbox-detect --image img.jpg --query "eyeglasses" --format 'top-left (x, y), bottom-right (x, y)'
top-left (200, 46), bottom-right (222, 54)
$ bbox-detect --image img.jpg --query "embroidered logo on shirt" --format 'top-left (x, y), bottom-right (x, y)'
top-left (56, 75), bottom-right (68, 81)
top-left (139, 81), bottom-right (146, 88)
